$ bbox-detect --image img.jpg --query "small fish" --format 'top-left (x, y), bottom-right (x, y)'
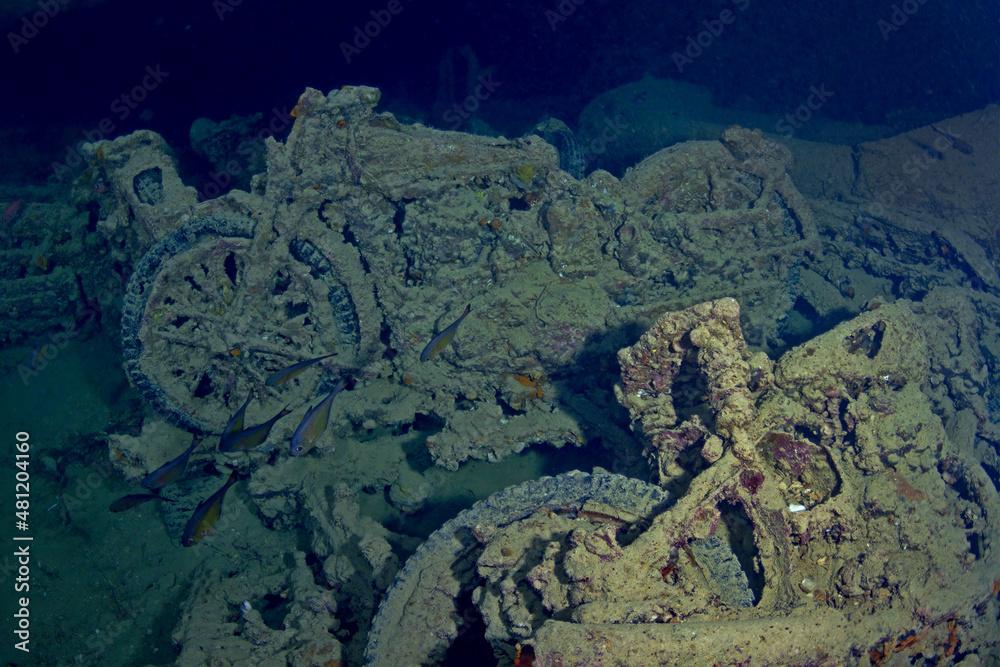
top-left (908, 137), bottom-right (943, 161)
top-left (181, 469), bottom-right (240, 546)
top-left (141, 435), bottom-right (202, 491)
top-left (420, 304), bottom-right (471, 362)
top-left (109, 493), bottom-right (171, 513)
top-left (219, 392), bottom-right (253, 445)
top-left (218, 405), bottom-right (291, 452)
top-left (3, 199), bottom-right (24, 224)
top-left (74, 274), bottom-right (102, 332)
top-left (264, 353), bottom-right (337, 387)
top-left (290, 380), bottom-right (346, 456)
top-left (930, 124), bottom-right (974, 155)
top-left (27, 341), bottom-right (42, 370)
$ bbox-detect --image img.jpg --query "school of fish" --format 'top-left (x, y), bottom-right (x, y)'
top-left (111, 303), bottom-right (473, 547)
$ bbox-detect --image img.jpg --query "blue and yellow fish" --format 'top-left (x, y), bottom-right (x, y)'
top-left (290, 379), bottom-right (346, 456)
top-left (223, 391), bottom-right (253, 435)
top-left (140, 435), bottom-right (202, 491)
top-left (420, 304), bottom-right (471, 362)
top-left (218, 405), bottom-right (291, 452)
top-left (181, 469), bottom-right (240, 547)
top-left (264, 353), bottom-right (337, 387)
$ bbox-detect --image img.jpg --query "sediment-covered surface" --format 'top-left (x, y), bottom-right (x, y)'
top-left (30, 85), bottom-right (995, 665)
top-left (105, 85), bottom-right (819, 472)
top-left (361, 298), bottom-right (999, 664)
top-left (364, 471), bottom-right (670, 666)
top-left (523, 298), bottom-right (999, 664)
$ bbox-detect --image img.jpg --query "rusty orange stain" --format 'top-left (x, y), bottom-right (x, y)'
top-left (888, 470), bottom-right (926, 502)
top-left (944, 618), bottom-right (958, 657)
top-left (513, 643), bottom-right (534, 667)
top-left (510, 373), bottom-right (545, 399)
top-left (893, 626), bottom-right (929, 652)
top-left (868, 640), bottom-right (891, 666)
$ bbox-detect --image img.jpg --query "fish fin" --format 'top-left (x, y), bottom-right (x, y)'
top-left (187, 434), bottom-right (205, 453)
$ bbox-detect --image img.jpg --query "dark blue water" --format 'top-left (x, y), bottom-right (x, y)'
top-left (1, 0), bottom-right (996, 181)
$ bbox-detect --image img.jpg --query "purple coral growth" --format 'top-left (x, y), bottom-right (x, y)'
top-left (654, 424), bottom-right (704, 453)
top-left (740, 468), bottom-right (765, 495)
top-left (647, 369), bottom-right (674, 392)
top-left (543, 322), bottom-right (590, 359)
top-left (764, 432), bottom-right (815, 476)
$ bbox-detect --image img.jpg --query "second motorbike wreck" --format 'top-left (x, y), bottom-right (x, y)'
top-left (367, 298), bottom-right (999, 665)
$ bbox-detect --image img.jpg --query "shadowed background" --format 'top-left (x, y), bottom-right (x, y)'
top-left (1, 0), bottom-right (997, 183)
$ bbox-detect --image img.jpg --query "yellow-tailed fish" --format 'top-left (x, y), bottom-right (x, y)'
top-left (290, 379), bottom-right (346, 456)
top-left (109, 493), bottom-right (171, 513)
top-left (140, 435), bottom-right (202, 491)
top-left (218, 405), bottom-right (291, 452)
top-left (420, 304), bottom-right (471, 362)
top-left (181, 469), bottom-right (240, 546)
top-left (217, 391), bottom-right (253, 451)
top-left (224, 391), bottom-right (253, 434)
top-left (264, 353), bottom-right (337, 387)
